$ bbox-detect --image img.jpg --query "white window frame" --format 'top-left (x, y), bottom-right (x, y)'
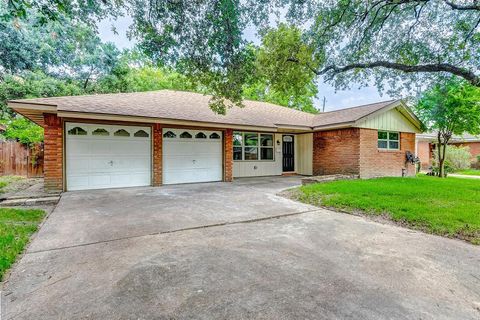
top-left (378, 130), bottom-right (400, 150)
top-left (233, 132), bottom-right (275, 161)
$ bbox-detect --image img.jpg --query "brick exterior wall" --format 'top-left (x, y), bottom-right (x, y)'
top-left (359, 128), bottom-right (416, 178)
top-left (417, 140), bottom-right (433, 170)
top-left (312, 127), bottom-right (416, 179)
top-left (312, 128), bottom-right (361, 176)
top-left (152, 123), bottom-right (162, 186)
top-left (224, 129), bottom-right (233, 182)
top-left (43, 114), bottom-right (63, 192)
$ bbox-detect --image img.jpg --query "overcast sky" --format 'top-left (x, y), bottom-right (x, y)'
top-left (97, 17), bottom-right (391, 112)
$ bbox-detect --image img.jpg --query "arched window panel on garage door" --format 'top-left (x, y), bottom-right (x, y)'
top-left (209, 132), bottom-right (221, 139)
top-left (114, 129), bottom-right (130, 137)
top-left (92, 128), bottom-right (109, 136)
top-left (163, 131), bottom-right (176, 138)
top-left (195, 132), bottom-right (207, 139)
top-left (134, 129), bottom-right (149, 137)
top-left (68, 127), bottom-right (87, 135)
top-left (180, 131), bottom-right (193, 139)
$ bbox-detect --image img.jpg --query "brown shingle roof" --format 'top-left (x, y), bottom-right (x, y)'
top-left (10, 90), bottom-right (314, 128)
top-left (9, 90), bottom-right (401, 129)
top-left (312, 100), bottom-right (398, 128)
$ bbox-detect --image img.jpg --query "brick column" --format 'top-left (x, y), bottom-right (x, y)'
top-left (224, 129), bottom-right (233, 182)
top-left (43, 113), bottom-right (63, 192)
top-left (401, 132), bottom-right (417, 176)
top-left (152, 123), bottom-right (162, 186)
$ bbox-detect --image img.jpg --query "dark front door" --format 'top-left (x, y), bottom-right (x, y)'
top-left (282, 135), bottom-right (295, 172)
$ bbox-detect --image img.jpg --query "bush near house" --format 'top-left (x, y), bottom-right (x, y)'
top-left (295, 175), bottom-right (480, 244)
top-left (432, 145), bottom-right (471, 174)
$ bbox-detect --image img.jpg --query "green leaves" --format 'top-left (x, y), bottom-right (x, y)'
top-left (1, 116), bottom-right (43, 145)
top-left (257, 24), bottom-right (320, 99)
top-left (416, 78), bottom-right (480, 136)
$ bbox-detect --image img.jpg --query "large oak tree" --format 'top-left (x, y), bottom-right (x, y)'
top-left (5, 0), bottom-right (480, 112)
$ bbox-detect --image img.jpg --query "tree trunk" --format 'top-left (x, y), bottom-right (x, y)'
top-left (437, 132), bottom-right (451, 178)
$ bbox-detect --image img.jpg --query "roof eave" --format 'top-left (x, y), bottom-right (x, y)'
top-left (8, 101), bottom-right (58, 127)
top-left (312, 121), bottom-right (355, 131)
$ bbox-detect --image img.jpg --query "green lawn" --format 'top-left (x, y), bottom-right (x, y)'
top-left (0, 208), bottom-right (45, 280)
top-left (455, 169), bottom-right (480, 176)
top-left (296, 175), bottom-right (480, 244)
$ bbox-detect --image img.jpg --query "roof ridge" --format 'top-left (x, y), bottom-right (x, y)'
top-left (315, 99), bottom-right (399, 116)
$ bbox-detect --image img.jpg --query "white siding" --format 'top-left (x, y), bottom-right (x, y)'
top-left (233, 133), bottom-right (283, 177)
top-left (355, 108), bottom-right (419, 133)
top-left (296, 133), bottom-right (313, 175)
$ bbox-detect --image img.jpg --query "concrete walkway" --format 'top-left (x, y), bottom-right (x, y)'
top-left (449, 173), bottom-right (480, 179)
top-left (2, 177), bottom-right (480, 319)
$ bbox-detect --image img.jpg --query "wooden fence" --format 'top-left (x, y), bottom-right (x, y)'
top-left (0, 141), bottom-right (44, 178)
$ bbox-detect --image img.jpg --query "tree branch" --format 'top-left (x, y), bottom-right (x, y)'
top-left (319, 61), bottom-right (480, 86)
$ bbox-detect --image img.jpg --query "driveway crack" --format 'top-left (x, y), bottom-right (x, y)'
top-left (27, 209), bottom-right (320, 255)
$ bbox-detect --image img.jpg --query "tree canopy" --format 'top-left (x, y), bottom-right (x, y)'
top-left (415, 78), bottom-right (480, 176)
top-left (6, 1), bottom-right (479, 112)
top-left (416, 79), bottom-right (480, 137)
top-left (128, 0), bottom-right (480, 110)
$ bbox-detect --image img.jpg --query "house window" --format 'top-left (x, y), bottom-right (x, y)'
top-left (378, 131), bottom-right (400, 150)
top-left (233, 132), bottom-right (274, 161)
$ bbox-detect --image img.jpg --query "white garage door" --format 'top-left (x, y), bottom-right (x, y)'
top-left (66, 123), bottom-right (151, 191)
top-left (163, 128), bottom-right (223, 184)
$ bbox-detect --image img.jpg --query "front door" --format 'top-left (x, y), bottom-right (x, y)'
top-left (282, 135), bottom-right (295, 172)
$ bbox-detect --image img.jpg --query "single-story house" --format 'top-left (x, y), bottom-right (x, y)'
top-left (416, 133), bottom-right (480, 170)
top-left (8, 90), bottom-right (422, 192)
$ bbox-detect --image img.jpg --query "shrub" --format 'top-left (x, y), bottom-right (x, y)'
top-left (433, 145), bottom-right (471, 173)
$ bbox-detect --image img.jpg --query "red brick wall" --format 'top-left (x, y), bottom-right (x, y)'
top-left (359, 128), bottom-right (416, 178)
top-left (312, 127), bottom-right (416, 179)
top-left (152, 123), bottom-right (162, 186)
top-left (224, 129), bottom-right (233, 182)
top-left (43, 114), bottom-right (63, 192)
top-left (417, 140), bottom-right (434, 170)
top-left (312, 128), bottom-right (361, 175)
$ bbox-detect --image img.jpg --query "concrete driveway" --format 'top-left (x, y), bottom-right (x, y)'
top-left (3, 177), bottom-right (480, 319)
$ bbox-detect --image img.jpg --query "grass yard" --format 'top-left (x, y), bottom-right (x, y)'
top-left (296, 175), bottom-right (480, 244)
top-left (0, 208), bottom-right (45, 280)
top-left (455, 169), bottom-right (480, 176)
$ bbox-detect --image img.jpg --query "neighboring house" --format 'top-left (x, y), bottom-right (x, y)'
top-left (417, 133), bottom-right (480, 170)
top-left (8, 90), bottom-right (422, 192)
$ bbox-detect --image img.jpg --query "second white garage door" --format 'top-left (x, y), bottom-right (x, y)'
top-left (163, 128), bottom-right (223, 184)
